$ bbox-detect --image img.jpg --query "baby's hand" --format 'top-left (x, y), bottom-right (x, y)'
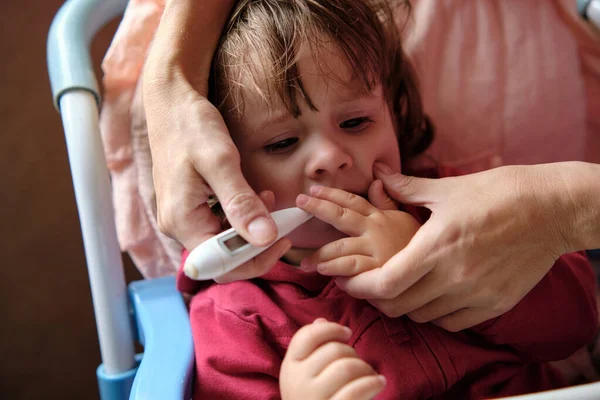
top-left (297, 181), bottom-right (421, 276)
top-left (280, 318), bottom-right (385, 400)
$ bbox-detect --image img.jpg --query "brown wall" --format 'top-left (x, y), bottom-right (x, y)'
top-left (0, 1), bottom-right (142, 398)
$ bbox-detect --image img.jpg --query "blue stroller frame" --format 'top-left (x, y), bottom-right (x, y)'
top-left (47, 0), bottom-right (600, 398)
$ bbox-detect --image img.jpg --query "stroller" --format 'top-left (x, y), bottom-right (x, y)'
top-left (46, 0), bottom-right (600, 398)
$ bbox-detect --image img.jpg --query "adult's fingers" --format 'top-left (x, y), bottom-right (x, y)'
top-left (406, 291), bottom-right (471, 324)
top-left (374, 163), bottom-right (449, 206)
top-left (367, 255), bottom-right (453, 317)
top-left (144, 0), bottom-right (268, 249)
top-left (286, 321), bottom-right (352, 362)
top-left (158, 191), bottom-right (223, 251)
top-left (195, 140), bottom-right (278, 247)
top-left (432, 307), bottom-right (499, 332)
top-left (367, 179), bottom-right (397, 211)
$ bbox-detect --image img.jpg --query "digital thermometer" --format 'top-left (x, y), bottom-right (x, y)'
top-left (183, 207), bottom-right (313, 280)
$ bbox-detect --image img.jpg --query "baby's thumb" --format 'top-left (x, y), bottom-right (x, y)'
top-left (373, 163), bottom-right (441, 206)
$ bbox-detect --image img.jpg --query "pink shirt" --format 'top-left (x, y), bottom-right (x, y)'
top-left (404, 0), bottom-right (600, 173)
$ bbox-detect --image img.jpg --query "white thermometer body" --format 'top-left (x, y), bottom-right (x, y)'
top-left (183, 207), bottom-right (313, 280)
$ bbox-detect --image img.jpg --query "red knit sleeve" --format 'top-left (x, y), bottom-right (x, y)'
top-left (188, 285), bottom-right (287, 399)
top-left (470, 251), bottom-right (599, 362)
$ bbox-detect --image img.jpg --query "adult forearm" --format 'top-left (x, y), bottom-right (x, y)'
top-left (557, 162), bottom-right (600, 252)
top-left (149, 0), bottom-right (236, 95)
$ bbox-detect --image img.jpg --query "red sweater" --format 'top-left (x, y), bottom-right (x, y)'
top-left (176, 167), bottom-right (598, 399)
top-left (178, 249), bottom-right (596, 399)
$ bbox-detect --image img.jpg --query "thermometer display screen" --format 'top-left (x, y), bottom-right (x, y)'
top-left (222, 234), bottom-right (249, 253)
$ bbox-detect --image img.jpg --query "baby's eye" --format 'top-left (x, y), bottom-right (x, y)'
top-left (264, 137), bottom-right (299, 154)
top-left (340, 117), bottom-right (373, 131)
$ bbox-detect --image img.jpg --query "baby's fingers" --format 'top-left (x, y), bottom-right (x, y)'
top-left (330, 375), bottom-right (387, 400)
top-left (286, 320), bottom-right (352, 362)
top-left (296, 194), bottom-right (365, 237)
top-left (313, 256), bottom-right (378, 277)
top-left (301, 238), bottom-right (370, 269)
top-left (318, 358), bottom-right (384, 399)
top-left (310, 186), bottom-right (377, 215)
top-left (303, 341), bottom-right (358, 376)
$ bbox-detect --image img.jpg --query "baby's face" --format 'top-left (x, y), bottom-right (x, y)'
top-left (225, 46), bottom-right (401, 250)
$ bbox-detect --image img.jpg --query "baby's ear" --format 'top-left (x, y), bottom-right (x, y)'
top-left (258, 190), bottom-right (276, 213)
top-left (368, 179), bottom-right (397, 211)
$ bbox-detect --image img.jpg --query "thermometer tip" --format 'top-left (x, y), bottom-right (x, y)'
top-left (183, 262), bottom-right (199, 280)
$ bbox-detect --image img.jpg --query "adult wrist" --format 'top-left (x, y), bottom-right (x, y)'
top-left (152, 0), bottom-right (236, 96)
top-left (556, 162), bottom-right (600, 253)
top-left (511, 164), bottom-right (571, 258)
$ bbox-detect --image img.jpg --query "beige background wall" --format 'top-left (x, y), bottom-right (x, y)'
top-left (0, 1), bottom-right (142, 398)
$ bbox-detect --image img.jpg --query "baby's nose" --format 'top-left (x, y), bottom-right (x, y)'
top-left (306, 138), bottom-right (353, 179)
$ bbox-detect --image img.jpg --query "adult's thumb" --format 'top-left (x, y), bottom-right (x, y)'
top-left (205, 160), bottom-right (278, 247)
top-left (373, 163), bottom-right (442, 206)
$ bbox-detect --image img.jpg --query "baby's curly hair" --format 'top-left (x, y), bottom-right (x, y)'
top-left (210, 0), bottom-right (433, 162)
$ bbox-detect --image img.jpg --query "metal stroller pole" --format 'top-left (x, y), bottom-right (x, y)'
top-left (47, 0), bottom-right (135, 376)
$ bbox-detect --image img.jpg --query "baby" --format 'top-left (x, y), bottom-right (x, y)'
top-left (176, 0), bottom-right (598, 398)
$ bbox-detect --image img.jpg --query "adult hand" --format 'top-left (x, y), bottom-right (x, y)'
top-left (143, 0), bottom-right (282, 279)
top-left (328, 163), bottom-right (572, 331)
top-left (280, 318), bottom-right (386, 400)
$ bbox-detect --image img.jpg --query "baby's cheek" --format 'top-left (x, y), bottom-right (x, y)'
top-left (241, 156), bottom-right (305, 209)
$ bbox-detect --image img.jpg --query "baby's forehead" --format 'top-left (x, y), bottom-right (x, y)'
top-left (218, 33), bottom-right (379, 113)
top-left (225, 46), bottom-right (376, 113)
top-left (231, 74), bottom-right (377, 119)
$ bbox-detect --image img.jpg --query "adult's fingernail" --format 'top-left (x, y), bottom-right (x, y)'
top-left (374, 163), bottom-right (393, 175)
top-left (248, 217), bottom-right (276, 245)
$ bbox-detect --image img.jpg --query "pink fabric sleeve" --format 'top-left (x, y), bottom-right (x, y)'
top-left (99, 0), bottom-right (183, 278)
